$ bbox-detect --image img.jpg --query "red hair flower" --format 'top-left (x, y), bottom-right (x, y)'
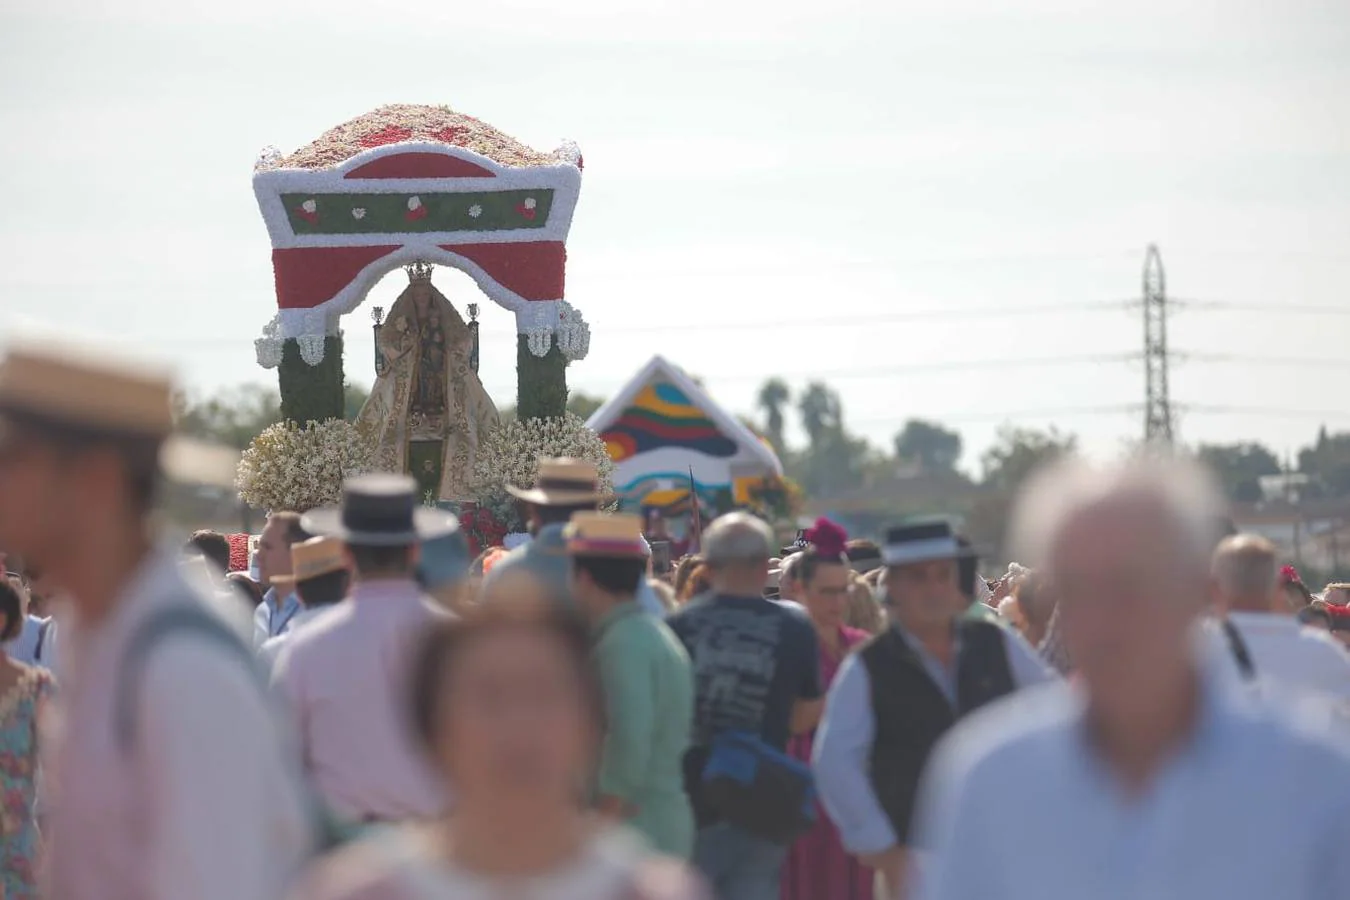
top-left (803, 517), bottom-right (848, 557)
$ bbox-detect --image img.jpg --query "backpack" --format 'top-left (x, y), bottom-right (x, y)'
top-left (113, 601), bottom-right (364, 853)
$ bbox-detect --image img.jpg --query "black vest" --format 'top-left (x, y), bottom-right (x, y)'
top-left (860, 619), bottom-right (1014, 843)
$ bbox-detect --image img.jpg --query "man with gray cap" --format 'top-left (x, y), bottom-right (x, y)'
top-left (666, 511), bottom-right (822, 900)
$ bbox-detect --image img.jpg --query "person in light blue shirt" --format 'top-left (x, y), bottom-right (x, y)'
top-left (484, 459), bottom-right (664, 616)
top-left (251, 512), bottom-right (306, 648)
top-left (909, 457), bottom-right (1350, 900)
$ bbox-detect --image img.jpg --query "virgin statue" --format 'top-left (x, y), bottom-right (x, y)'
top-left (355, 263), bottom-right (500, 501)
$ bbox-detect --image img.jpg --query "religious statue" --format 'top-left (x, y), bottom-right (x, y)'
top-left (355, 262), bottom-right (500, 501)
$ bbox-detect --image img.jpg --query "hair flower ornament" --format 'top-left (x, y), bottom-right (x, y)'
top-left (803, 517), bottom-right (849, 557)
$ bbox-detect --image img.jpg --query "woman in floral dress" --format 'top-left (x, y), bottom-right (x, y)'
top-left (0, 578), bottom-right (54, 899)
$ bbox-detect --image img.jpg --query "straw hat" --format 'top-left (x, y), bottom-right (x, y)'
top-left (271, 536), bottom-right (347, 585)
top-left (564, 512), bottom-right (649, 558)
top-left (0, 340), bottom-right (238, 486)
top-left (506, 458), bottom-right (607, 506)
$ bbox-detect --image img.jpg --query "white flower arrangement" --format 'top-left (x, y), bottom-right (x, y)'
top-left (470, 413), bottom-right (615, 529)
top-left (236, 418), bottom-right (375, 512)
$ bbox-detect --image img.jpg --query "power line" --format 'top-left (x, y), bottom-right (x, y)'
top-left (1174, 299), bottom-right (1350, 316)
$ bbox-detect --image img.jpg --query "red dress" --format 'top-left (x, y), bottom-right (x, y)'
top-left (782, 626), bottom-right (874, 900)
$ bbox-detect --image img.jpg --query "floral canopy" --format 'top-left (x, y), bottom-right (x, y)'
top-left (252, 105), bottom-right (589, 367)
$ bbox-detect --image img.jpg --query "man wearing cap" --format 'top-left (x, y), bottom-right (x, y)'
top-left (566, 512), bottom-right (696, 858)
top-left (485, 458), bottom-right (665, 616)
top-left (274, 473), bottom-right (461, 823)
top-left (812, 520), bottom-right (1054, 898)
top-left (258, 536), bottom-right (352, 671)
top-left (0, 341), bottom-right (309, 900)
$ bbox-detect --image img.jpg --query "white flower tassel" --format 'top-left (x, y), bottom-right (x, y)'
top-left (555, 301), bottom-right (591, 361)
top-left (526, 327), bottom-right (553, 357)
top-left (254, 315), bottom-right (284, 369)
top-left (298, 334), bottom-right (326, 366)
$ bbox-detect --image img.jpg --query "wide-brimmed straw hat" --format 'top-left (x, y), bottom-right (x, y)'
top-left (564, 512), bottom-right (649, 558)
top-left (303, 474), bottom-right (459, 547)
top-left (271, 536), bottom-right (348, 585)
top-left (506, 458), bottom-right (607, 506)
top-left (0, 340), bottom-right (239, 487)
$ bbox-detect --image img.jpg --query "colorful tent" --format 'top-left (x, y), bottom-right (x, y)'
top-left (586, 356), bottom-right (783, 509)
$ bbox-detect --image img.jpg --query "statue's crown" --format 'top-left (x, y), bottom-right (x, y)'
top-left (405, 261), bottom-right (434, 284)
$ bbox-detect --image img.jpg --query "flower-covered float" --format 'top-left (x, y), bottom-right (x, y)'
top-left (252, 104), bottom-right (590, 425)
top-left (240, 104), bottom-right (607, 538)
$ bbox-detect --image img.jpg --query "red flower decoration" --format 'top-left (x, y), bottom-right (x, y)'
top-left (1280, 565), bottom-right (1303, 585)
top-left (405, 206), bottom-right (428, 222)
top-left (227, 534), bottom-right (250, 573)
top-left (516, 202), bottom-right (537, 221)
top-left (804, 517), bottom-right (848, 557)
top-left (431, 126), bottom-right (466, 144)
top-left (359, 125), bottom-right (414, 148)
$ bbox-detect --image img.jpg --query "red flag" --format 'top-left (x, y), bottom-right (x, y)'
top-left (688, 466), bottom-right (702, 554)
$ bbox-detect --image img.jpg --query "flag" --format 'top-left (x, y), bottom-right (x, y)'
top-left (688, 466), bottom-right (702, 554)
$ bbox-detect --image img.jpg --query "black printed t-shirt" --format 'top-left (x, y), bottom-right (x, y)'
top-left (666, 593), bottom-right (822, 753)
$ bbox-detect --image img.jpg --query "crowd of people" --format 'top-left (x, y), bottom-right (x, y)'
top-left (1, 342), bottom-right (1350, 899)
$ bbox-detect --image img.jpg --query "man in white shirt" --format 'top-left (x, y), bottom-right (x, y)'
top-left (909, 457), bottom-right (1350, 900)
top-left (1210, 534), bottom-right (1350, 704)
top-left (0, 340), bottom-right (310, 900)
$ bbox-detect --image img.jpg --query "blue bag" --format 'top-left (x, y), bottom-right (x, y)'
top-left (700, 730), bottom-right (816, 844)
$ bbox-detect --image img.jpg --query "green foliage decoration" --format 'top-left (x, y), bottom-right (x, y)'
top-left (516, 334), bottom-right (568, 420)
top-left (279, 336), bottom-right (346, 426)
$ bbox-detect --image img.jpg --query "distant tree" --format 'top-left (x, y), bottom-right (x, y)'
top-left (344, 382), bottom-right (371, 421)
top-left (967, 425), bottom-right (1078, 560)
top-left (566, 392), bottom-right (606, 422)
top-left (785, 381), bottom-right (877, 498)
top-left (756, 378), bottom-right (792, 452)
top-left (980, 425), bottom-right (1077, 492)
top-left (175, 384), bottom-right (282, 450)
top-left (1196, 442), bottom-right (1281, 503)
top-left (798, 382), bottom-right (843, 448)
top-left (893, 419), bottom-right (963, 472)
top-left (1299, 427), bottom-right (1350, 498)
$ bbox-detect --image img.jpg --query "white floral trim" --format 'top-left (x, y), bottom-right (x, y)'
top-left (252, 142), bottom-right (587, 366)
top-left (551, 139), bottom-right (583, 168)
top-left (252, 142), bottom-right (582, 250)
top-left (555, 301), bottom-right (591, 361)
top-left (470, 413), bottom-right (614, 503)
top-left (236, 419), bottom-right (375, 512)
top-left (254, 314), bottom-right (284, 369)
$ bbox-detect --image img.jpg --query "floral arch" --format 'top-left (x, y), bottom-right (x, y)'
top-left (251, 105), bottom-right (590, 422)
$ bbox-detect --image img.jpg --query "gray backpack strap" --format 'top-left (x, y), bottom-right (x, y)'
top-left (114, 602), bottom-right (264, 755)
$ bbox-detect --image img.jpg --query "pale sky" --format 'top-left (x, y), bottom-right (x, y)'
top-left (2, 0), bottom-right (1348, 471)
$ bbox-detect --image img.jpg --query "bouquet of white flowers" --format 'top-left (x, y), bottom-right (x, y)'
top-left (236, 419), bottom-right (375, 512)
top-left (471, 413), bottom-right (614, 532)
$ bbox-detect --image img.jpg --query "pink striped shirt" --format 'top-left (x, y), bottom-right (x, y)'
top-left (273, 579), bottom-right (450, 821)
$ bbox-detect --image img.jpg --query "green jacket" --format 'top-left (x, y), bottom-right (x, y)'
top-left (593, 601), bottom-right (696, 858)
